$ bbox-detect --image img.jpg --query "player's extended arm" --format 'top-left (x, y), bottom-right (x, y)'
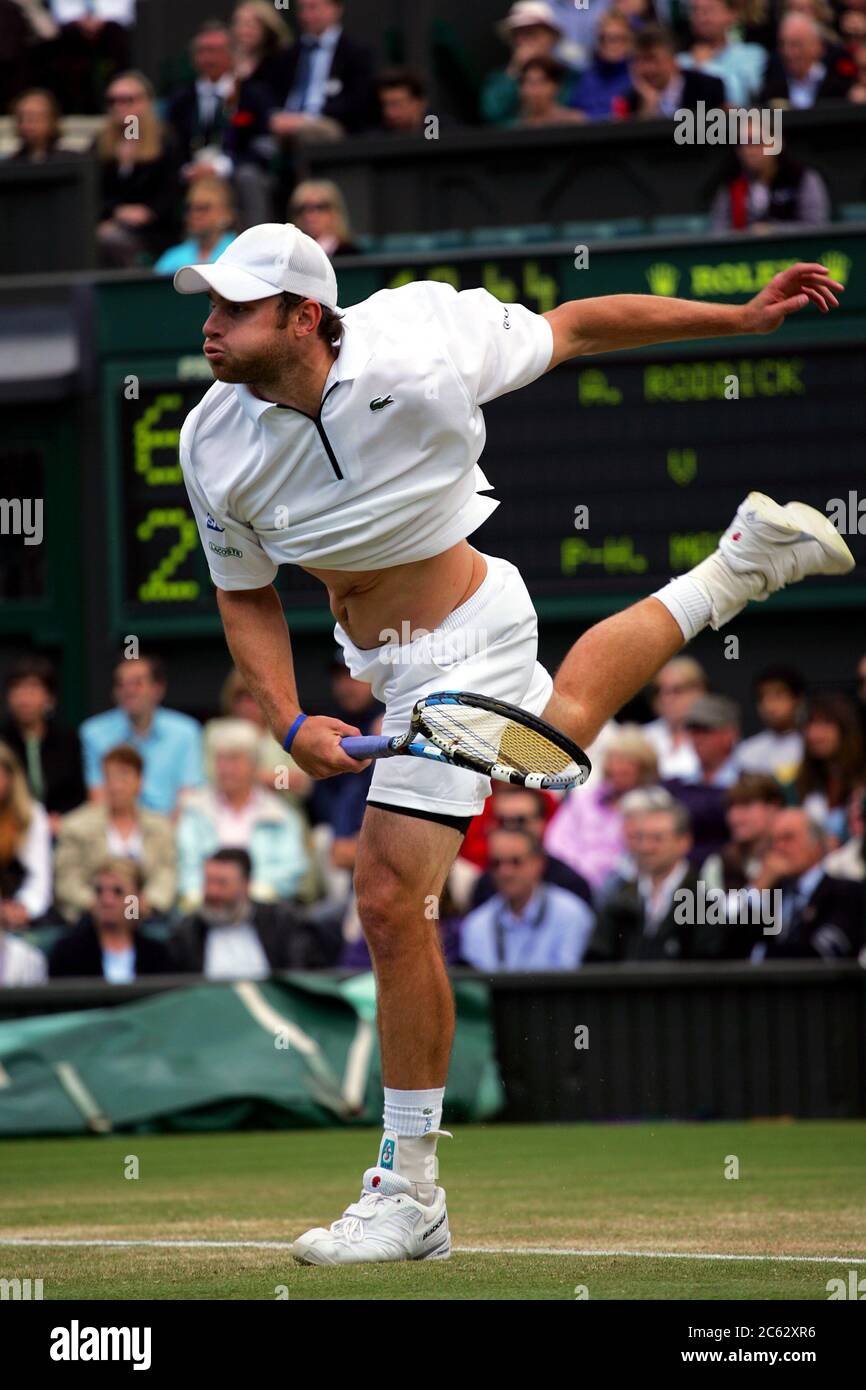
top-left (215, 584), bottom-right (369, 777)
top-left (542, 262), bottom-right (843, 368)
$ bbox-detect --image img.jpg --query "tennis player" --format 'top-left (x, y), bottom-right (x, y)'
top-left (174, 223), bottom-right (852, 1264)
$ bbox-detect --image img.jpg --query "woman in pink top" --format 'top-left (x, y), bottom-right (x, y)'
top-left (543, 726), bottom-right (660, 888)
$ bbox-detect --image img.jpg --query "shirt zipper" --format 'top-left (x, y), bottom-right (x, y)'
top-left (276, 380), bottom-right (343, 480)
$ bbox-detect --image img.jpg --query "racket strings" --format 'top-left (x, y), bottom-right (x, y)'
top-left (421, 704), bottom-right (581, 777)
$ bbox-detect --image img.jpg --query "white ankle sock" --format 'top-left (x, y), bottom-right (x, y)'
top-left (382, 1086), bottom-right (443, 1137)
top-left (653, 550), bottom-right (763, 638)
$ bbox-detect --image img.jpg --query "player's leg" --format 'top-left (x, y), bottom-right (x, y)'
top-left (542, 597), bottom-right (683, 749)
top-left (352, 805), bottom-right (461, 1092)
top-left (543, 492), bottom-right (855, 749)
top-left (291, 805), bottom-right (463, 1265)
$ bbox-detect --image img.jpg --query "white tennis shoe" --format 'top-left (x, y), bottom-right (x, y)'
top-left (290, 1166), bottom-right (451, 1266)
top-left (702, 491), bottom-right (854, 628)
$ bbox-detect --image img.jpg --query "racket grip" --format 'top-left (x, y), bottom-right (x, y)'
top-left (339, 734), bottom-right (393, 759)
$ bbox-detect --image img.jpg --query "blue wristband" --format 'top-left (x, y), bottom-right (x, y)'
top-left (282, 712), bottom-right (307, 753)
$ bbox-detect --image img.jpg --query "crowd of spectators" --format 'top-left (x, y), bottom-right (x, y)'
top-left (3, 0), bottom-right (863, 269)
top-left (0, 647), bottom-right (864, 986)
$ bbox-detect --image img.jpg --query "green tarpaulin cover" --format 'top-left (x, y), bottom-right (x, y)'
top-left (0, 974), bottom-right (504, 1136)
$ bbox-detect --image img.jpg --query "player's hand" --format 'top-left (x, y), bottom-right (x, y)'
top-left (289, 715), bottom-right (372, 779)
top-left (741, 262), bottom-right (844, 335)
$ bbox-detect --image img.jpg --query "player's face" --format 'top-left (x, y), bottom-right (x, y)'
top-left (202, 292), bottom-right (297, 382)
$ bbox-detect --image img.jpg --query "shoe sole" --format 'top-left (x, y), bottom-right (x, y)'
top-left (744, 491), bottom-right (854, 575)
top-left (289, 1232), bottom-right (451, 1266)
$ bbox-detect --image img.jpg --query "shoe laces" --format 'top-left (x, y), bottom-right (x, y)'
top-left (329, 1190), bottom-right (401, 1244)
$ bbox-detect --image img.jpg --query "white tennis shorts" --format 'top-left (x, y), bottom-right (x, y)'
top-left (333, 551), bottom-right (554, 819)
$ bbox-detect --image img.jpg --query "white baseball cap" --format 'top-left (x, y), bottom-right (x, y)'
top-left (173, 222), bottom-right (339, 309)
top-left (497, 2), bottom-right (563, 39)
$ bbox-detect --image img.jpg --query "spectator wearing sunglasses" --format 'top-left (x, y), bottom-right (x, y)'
top-left (459, 826), bottom-right (595, 970)
top-left (288, 179), bottom-right (359, 257)
top-left (93, 70), bottom-right (182, 267)
top-left (468, 786), bottom-right (592, 910)
top-left (154, 175), bottom-right (237, 276)
top-left (48, 857), bottom-right (173, 982)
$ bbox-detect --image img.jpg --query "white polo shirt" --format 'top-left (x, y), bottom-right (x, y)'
top-left (179, 280), bottom-right (554, 587)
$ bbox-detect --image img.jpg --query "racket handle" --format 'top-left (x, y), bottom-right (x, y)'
top-left (340, 734), bottom-right (393, 759)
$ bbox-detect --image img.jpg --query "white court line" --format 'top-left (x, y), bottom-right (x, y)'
top-left (0, 1238), bottom-right (864, 1264)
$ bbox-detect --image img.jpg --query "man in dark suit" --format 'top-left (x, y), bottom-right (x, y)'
top-left (760, 15), bottom-right (854, 108)
top-left (268, 0), bottom-right (375, 141)
top-left (750, 808), bottom-right (864, 959)
top-left (166, 21), bottom-right (276, 227)
top-left (620, 24), bottom-right (726, 117)
top-left (589, 802), bottom-right (705, 960)
top-left (170, 848), bottom-right (341, 976)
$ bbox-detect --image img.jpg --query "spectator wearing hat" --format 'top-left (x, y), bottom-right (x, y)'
top-left (80, 654), bottom-right (204, 818)
top-left (749, 808), bottom-right (864, 959)
top-left (543, 725), bottom-right (659, 889)
top-left (735, 666), bottom-right (805, 782)
top-left (481, 2), bottom-right (571, 125)
top-left (619, 22), bottom-right (728, 116)
top-left (176, 718), bottom-right (310, 910)
top-left (48, 857), bottom-right (174, 982)
top-left (459, 826), bottom-right (595, 970)
top-left (170, 848), bottom-right (340, 977)
top-left (53, 745), bottom-right (177, 926)
top-left (1, 655), bottom-right (85, 835)
top-left (664, 694), bottom-right (742, 866)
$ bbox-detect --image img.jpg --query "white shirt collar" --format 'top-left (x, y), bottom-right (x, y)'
top-left (196, 74), bottom-right (235, 98)
top-left (234, 316), bottom-right (374, 425)
top-left (794, 863), bottom-right (824, 900)
top-left (304, 24), bottom-right (341, 49)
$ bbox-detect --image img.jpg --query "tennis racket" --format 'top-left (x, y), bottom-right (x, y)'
top-left (339, 690), bottom-right (591, 791)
